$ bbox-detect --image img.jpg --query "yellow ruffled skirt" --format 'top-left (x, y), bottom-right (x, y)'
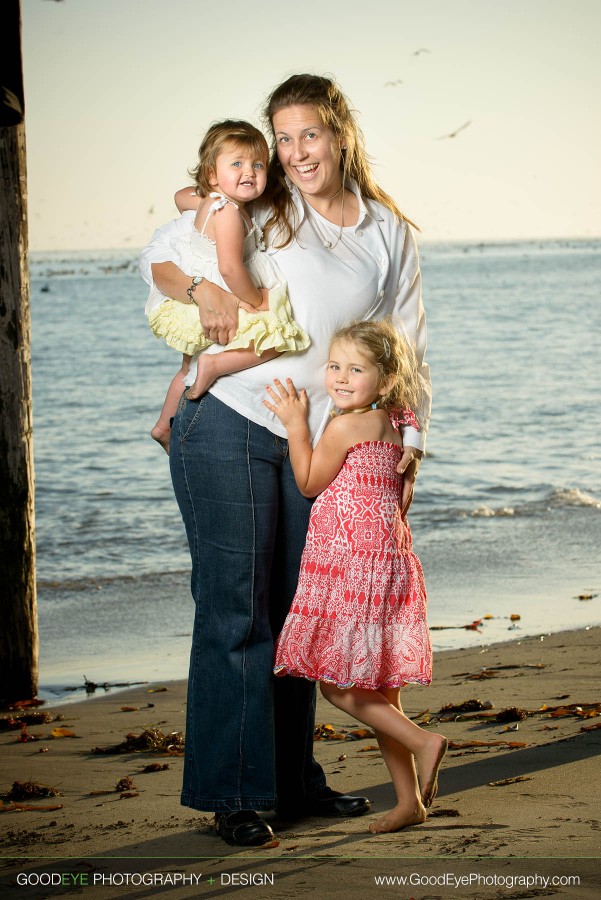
top-left (148, 282), bottom-right (310, 356)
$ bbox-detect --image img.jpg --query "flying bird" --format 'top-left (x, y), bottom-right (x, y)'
top-left (147, 205), bottom-right (155, 215)
top-left (384, 79), bottom-right (404, 87)
top-left (412, 48), bottom-right (431, 56)
top-left (435, 120), bottom-right (472, 140)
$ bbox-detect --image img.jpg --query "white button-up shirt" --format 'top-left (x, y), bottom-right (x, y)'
top-left (139, 181), bottom-right (431, 449)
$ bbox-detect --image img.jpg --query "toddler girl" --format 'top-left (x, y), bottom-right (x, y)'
top-left (264, 319), bottom-right (447, 834)
top-left (146, 119), bottom-right (310, 451)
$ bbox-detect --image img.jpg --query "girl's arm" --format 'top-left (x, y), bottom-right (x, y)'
top-left (263, 378), bottom-right (353, 498)
top-left (212, 203), bottom-right (264, 309)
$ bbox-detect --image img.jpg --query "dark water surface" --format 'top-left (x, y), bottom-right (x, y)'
top-left (30, 240), bottom-right (601, 701)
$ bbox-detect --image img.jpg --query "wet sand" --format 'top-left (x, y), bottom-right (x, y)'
top-left (1, 627), bottom-right (600, 897)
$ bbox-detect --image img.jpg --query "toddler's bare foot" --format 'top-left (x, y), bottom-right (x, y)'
top-left (151, 423), bottom-right (171, 454)
top-left (417, 734), bottom-right (447, 808)
top-left (185, 356), bottom-right (216, 401)
top-left (368, 801), bottom-right (426, 834)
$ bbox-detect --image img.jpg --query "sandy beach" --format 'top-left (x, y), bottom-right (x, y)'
top-left (1, 627), bottom-right (600, 898)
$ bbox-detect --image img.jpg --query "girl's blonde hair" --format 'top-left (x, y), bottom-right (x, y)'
top-left (190, 120), bottom-right (269, 197)
top-left (330, 319), bottom-right (420, 415)
top-left (262, 73), bottom-right (417, 247)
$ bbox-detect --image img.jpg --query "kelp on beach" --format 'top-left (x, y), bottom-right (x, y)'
top-left (91, 728), bottom-right (184, 755)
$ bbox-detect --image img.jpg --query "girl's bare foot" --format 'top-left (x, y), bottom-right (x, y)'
top-left (416, 734), bottom-right (448, 807)
top-left (186, 355), bottom-right (216, 401)
top-left (151, 423), bottom-right (171, 454)
top-left (369, 801), bottom-right (427, 834)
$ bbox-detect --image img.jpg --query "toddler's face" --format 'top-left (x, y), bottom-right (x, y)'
top-left (211, 144), bottom-right (268, 204)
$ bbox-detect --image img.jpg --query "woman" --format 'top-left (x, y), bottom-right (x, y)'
top-left (139, 74), bottom-right (431, 847)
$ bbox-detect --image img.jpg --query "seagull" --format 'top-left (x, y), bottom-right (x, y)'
top-left (435, 120), bottom-right (472, 140)
top-left (384, 79), bottom-right (404, 87)
top-left (412, 48), bottom-right (431, 56)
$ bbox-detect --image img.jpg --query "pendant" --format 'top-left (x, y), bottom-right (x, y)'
top-left (323, 240), bottom-right (332, 249)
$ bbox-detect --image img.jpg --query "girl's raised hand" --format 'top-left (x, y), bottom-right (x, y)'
top-left (263, 378), bottom-right (308, 427)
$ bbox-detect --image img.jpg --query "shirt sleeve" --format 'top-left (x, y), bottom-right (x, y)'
top-left (138, 211), bottom-right (196, 286)
top-left (391, 223), bottom-right (431, 452)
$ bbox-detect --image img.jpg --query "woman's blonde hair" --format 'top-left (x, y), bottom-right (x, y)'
top-left (262, 74), bottom-right (416, 247)
top-left (330, 318), bottom-right (420, 415)
top-left (189, 120), bottom-right (269, 197)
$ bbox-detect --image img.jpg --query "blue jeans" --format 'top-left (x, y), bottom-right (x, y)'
top-left (170, 392), bottom-right (326, 812)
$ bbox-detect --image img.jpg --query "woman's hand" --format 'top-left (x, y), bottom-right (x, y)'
top-left (194, 281), bottom-right (240, 344)
top-left (397, 448), bottom-right (422, 516)
top-left (263, 378), bottom-right (308, 428)
top-left (151, 263), bottom-right (240, 344)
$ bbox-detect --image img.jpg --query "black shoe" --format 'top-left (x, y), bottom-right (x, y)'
top-left (214, 811), bottom-right (276, 847)
top-left (277, 787), bottom-right (371, 820)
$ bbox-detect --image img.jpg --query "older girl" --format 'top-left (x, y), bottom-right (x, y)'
top-left (266, 320), bottom-right (446, 834)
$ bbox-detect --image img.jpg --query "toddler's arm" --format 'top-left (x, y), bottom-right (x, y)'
top-left (263, 378), bottom-right (352, 497)
top-left (174, 187), bottom-right (200, 213)
top-left (210, 203), bottom-right (264, 310)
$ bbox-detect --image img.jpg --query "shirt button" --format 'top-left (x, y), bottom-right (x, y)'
top-left (357, 230), bottom-right (364, 238)
top-left (379, 290), bottom-right (385, 298)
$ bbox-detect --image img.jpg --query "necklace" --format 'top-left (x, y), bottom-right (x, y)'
top-left (299, 184), bottom-right (344, 203)
top-left (345, 402), bottom-right (379, 415)
top-left (303, 186), bottom-right (346, 250)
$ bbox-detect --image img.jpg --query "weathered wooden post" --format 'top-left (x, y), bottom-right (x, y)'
top-left (0, 0), bottom-right (38, 702)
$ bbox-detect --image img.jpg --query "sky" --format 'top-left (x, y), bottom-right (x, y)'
top-left (21, 0), bottom-right (601, 251)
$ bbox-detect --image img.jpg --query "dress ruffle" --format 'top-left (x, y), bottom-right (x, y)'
top-left (224, 282), bottom-right (310, 354)
top-left (148, 301), bottom-right (208, 356)
top-left (273, 614), bottom-right (432, 690)
top-left (389, 407), bottom-right (420, 431)
top-left (147, 282), bottom-right (310, 357)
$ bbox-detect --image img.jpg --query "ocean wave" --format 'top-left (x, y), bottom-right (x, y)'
top-left (546, 487), bottom-right (601, 508)
top-left (460, 487), bottom-right (601, 519)
top-left (469, 505), bottom-right (515, 518)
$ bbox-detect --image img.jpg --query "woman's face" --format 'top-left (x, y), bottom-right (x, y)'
top-left (272, 104), bottom-right (343, 200)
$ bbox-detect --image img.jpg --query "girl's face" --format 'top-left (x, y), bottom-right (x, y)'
top-left (272, 104), bottom-right (344, 200)
top-left (210, 143), bottom-right (268, 204)
top-left (326, 339), bottom-right (390, 411)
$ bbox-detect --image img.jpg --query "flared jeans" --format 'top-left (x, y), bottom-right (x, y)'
top-left (170, 392), bottom-right (326, 812)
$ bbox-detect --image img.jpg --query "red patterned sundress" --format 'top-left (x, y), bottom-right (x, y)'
top-left (274, 415), bottom-right (432, 690)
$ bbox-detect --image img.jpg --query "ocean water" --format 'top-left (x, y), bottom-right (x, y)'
top-left (29, 240), bottom-right (601, 701)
